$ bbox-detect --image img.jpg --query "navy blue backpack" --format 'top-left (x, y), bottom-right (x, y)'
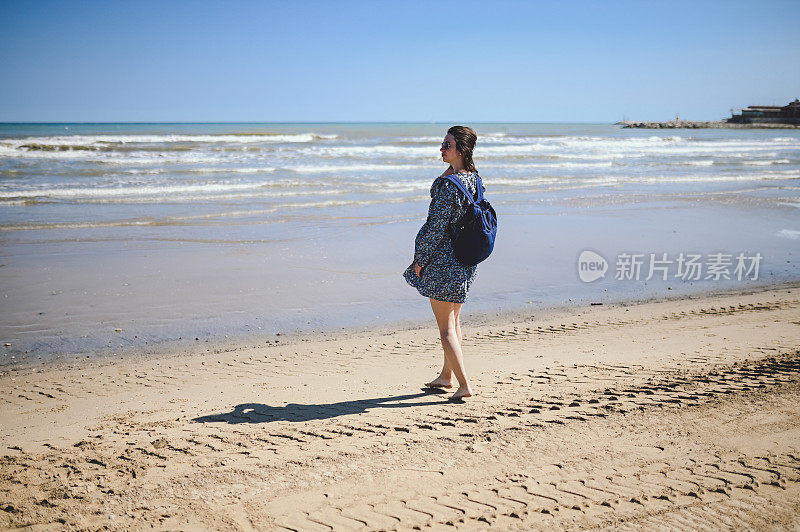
top-left (443, 172), bottom-right (497, 266)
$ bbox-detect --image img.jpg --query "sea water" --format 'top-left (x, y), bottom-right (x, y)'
top-left (1, 123), bottom-right (798, 363)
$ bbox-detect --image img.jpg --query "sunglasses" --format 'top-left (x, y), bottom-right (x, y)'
top-left (441, 140), bottom-right (452, 151)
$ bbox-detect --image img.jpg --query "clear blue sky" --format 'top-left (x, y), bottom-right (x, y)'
top-left (1, 0), bottom-right (798, 122)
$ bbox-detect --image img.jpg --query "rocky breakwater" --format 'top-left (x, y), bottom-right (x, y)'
top-left (619, 120), bottom-right (800, 129)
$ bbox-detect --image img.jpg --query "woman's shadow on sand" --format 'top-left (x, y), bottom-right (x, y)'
top-left (192, 389), bottom-right (452, 424)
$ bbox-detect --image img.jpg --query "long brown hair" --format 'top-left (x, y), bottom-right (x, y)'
top-left (448, 125), bottom-right (478, 173)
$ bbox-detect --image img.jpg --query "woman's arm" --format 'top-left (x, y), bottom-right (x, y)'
top-left (413, 179), bottom-right (460, 272)
top-left (414, 168), bottom-right (456, 277)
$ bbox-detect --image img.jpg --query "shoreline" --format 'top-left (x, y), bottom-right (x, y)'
top-left (4, 277), bottom-right (797, 373)
top-left (1, 279), bottom-right (799, 528)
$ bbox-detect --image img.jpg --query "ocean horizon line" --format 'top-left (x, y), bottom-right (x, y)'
top-left (0, 120), bottom-right (617, 126)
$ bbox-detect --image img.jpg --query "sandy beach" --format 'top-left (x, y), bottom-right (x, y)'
top-left (1, 282), bottom-right (799, 529)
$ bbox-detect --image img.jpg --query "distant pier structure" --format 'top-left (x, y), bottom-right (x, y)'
top-left (728, 99), bottom-right (800, 125)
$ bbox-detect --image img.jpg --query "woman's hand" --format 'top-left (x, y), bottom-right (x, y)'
top-left (414, 262), bottom-right (423, 278)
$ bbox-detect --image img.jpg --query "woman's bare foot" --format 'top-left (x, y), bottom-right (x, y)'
top-left (449, 385), bottom-right (473, 401)
top-left (424, 377), bottom-right (453, 388)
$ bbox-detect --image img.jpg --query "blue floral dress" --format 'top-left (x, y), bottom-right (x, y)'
top-left (403, 170), bottom-right (479, 303)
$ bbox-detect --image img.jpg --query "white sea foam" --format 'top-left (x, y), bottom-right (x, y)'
top-left (503, 171), bottom-right (800, 188)
top-left (743, 159), bottom-right (791, 166)
top-left (626, 171), bottom-right (800, 184)
top-left (680, 160), bottom-right (715, 166)
top-left (393, 132), bottom-right (512, 143)
top-left (483, 177), bottom-right (562, 186)
top-left (480, 161), bottom-right (614, 169)
top-left (0, 133), bottom-right (338, 148)
top-left (123, 168), bottom-right (165, 174)
top-left (116, 167), bottom-right (277, 175)
top-left (1, 126), bottom-right (798, 212)
top-left (377, 180), bottom-right (433, 192)
top-left (0, 146), bottom-right (267, 165)
top-left (62, 189), bottom-right (347, 205)
top-left (301, 145), bottom-right (435, 158)
top-left (287, 163), bottom-right (424, 173)
top-left (184, 167), bottom-right (276, 174)
top-left (396, 136), bottom-right (441, 143)
top-left (3, 133), bottom-right (798, 167)
top-left (777, 229), bottom-right (800, 239)
top-left (2, 166), bottom-right (796, 204)
top-left (0, 180), bottom-right (324, 200)
top-left (396, 132), bottom-right (562, 145)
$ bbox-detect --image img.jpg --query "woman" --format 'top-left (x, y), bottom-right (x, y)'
top-left (403, 125), bottom-right (481, 401)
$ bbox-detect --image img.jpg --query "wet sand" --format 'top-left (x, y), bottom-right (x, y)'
top-left (1, 282), bottom-right (800, 529)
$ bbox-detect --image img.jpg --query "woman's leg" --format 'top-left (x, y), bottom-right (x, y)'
top-left (425, 301), bottom-right (464, 388)
top-left (454, 302), bottom-right (463, 345)
top-left (429, 298), bottom-right (473, 399)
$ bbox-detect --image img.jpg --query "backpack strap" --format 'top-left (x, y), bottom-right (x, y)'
top-left (475, 172), bottom-right (485, 203)
top-left (443, 173), bottom-right (481, 205)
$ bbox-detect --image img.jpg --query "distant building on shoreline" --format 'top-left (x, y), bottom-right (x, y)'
top-left (728, 99), bottom-right (800, 125)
